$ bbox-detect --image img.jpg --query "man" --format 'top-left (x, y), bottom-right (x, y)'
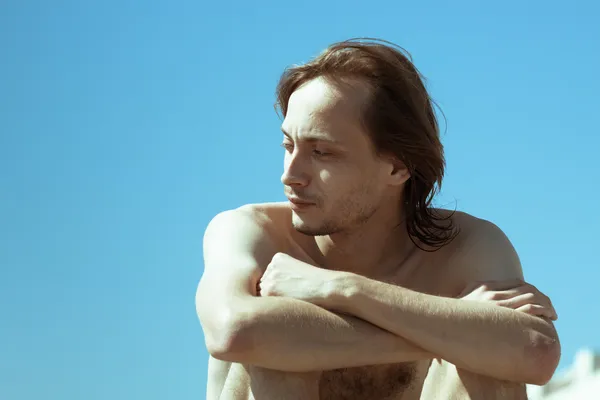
top-left (196, 38), bottom-right (560, 399)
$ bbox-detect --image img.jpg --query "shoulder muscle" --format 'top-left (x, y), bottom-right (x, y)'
top-left (454, 217), bottom-right (524, 284)
top-left (200, 206), bottom-right (279, 296)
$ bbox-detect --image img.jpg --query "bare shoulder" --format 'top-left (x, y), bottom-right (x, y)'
top-left (445, 210), bottom-right (514, 248)
top-left (233, 202), bottom-right (295, 243)
top-left (208, 201), bottom-right (289, 230)
top-left (434, 209), bottom-right (524, 291)
top-left (236, 201), bottom-right (293, 228)
top-left (204, 202), bottom-right (294, 251)
top-left (426, 209), bottom-right (510, 256)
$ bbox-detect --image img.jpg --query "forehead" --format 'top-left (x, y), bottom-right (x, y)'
top-left (282, 77), bottom-right (372, 148)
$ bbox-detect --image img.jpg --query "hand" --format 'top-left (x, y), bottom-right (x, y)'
top-left (459, 279), bottom-right (558, 321)
top-left (258, 252), bottom-right (339, 307)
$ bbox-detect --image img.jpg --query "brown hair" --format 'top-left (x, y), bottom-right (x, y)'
top-left (275, 38), bottom-right (457, 250)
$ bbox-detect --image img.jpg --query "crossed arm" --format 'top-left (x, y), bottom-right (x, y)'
top-left (197, 209), bottom-right (431, 371)
top-left (196, 208), bottom-right (560, 385)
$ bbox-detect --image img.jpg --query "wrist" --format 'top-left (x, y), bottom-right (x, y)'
top-left (324, 271), bottom-right (360, 313)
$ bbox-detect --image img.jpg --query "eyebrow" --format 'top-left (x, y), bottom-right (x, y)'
top-left (281, 128), bottom-right (344, 146)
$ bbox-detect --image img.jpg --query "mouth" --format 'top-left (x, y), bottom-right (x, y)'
top-left (286, 196), bottom-right (315, 210)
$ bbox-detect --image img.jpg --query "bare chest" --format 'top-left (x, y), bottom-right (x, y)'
top-left (315, 266), bottom-right (440, 400)
top-left (318, 361), bottom-right (430, 400)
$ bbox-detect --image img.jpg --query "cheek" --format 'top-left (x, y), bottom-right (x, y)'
top-left (318, 166), bottom-right (368, 199)
top-left (318, 169), bottom-right (351, 198)
top-left (318, 169), bottom-right (333, 184)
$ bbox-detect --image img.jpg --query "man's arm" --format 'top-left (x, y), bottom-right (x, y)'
top-left (324, 219), bottom-right (560, 385)
top-left (195, 206), bottom-right (432, 372)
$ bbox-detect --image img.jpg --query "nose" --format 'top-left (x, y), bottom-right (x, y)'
top-left (281, 152), bottom-right (310, 188)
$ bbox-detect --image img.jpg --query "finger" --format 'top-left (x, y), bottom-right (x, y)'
top-left (497, 292), bottom-right (536, 309)
top-left (540, 292), bottom-right (555, 312)
top-left (513, 286), bottom-right (558, 319)
top-left (519, 283), bottom-right (554, 305)
top-left (515, 304), bottom-right (557, 321)
top-left (525, 286), bottom-right (557, 318)
top-left (498, 289), bottom-right (558, 320)
top-left (516, 304), bottom-right (554, 319)
top-left (485, 287), bottom-right (526, 300)
top-left (535, 295), bottom-right (558, 320)
top-left (488, 284), bottom-right (542, 300)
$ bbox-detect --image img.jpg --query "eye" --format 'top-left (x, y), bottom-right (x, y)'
top-left (312, 149), bottom-right (331, 157)
top-left (281, 142), bottom-right (294, 152)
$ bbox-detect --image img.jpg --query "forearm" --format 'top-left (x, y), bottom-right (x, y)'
top-left (335, 274), bottom-right (559, 383)
top-left (217, 296), bottom-right (433, 372)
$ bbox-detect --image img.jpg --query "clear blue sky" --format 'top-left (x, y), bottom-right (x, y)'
top-left (1, 1), bottom-right (598, 399)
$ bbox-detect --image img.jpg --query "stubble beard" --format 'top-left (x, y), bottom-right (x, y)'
top-left (291, 201), bottom-right (378, 237)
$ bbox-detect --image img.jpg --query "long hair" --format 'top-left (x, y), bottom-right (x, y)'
top-left (275, 38), bottom-right (458, 250)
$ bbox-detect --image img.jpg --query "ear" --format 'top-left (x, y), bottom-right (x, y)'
top-left (388, 159), bottom-right (411, 186)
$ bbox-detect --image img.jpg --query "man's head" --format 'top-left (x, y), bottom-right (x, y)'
top-left (275, 38), bottom-right (456, 248)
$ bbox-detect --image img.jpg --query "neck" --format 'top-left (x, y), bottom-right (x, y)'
top-left (313, 199), bottom-right (414, 276)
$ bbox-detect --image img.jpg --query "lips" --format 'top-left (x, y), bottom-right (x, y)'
top-left (286, 196), bottom-right (315, 210)
top-left (287, 197), bottom-right (314, 205)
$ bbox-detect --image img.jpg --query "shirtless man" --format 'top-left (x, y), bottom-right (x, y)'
top-left (196, 39), bottom-right (561, 399)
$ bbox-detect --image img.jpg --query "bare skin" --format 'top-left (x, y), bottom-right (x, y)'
top-left (196, 78), bottom-right (560, 399)
top-left (200, 204), bottom-right (555, 399)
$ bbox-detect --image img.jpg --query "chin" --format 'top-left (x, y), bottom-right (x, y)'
top-left (291, 213), bottom-right (319, 236)
top-left (294, 226), bottom-right (329, 236)
top-left (291, 213), bottom-right (341, 236)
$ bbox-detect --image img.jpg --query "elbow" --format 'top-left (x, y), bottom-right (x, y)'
top-left (523, 330), bottom-right (561, 385)
top-left (195, 285), bottom-right (256, 362)
top-left (203, 309), bottom-right (255, 362)
top-left (206, 324), bottom-right (250, 361)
